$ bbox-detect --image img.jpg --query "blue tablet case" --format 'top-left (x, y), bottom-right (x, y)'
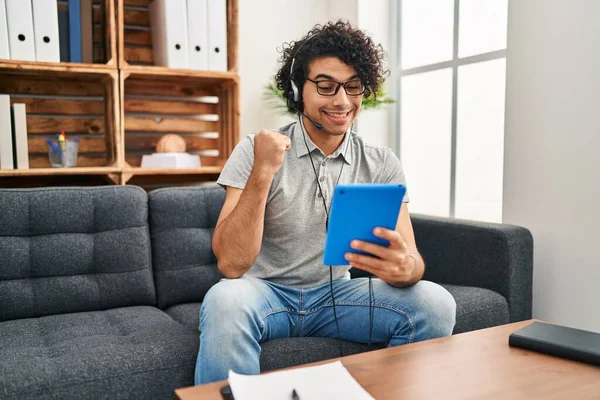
top-left (323, 184), bottom-right (406, 266)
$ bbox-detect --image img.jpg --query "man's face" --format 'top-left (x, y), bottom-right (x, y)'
top-left (302, 57), bottom-right (363, 136)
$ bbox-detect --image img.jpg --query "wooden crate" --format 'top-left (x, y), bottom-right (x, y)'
top-left (0, 0), bottom-right (239, 188)
top-left (0, 68), bottom-right (120, 173)
top-left (118, 0), bottom-right (238, 71)
top-left (89, 0), bottom-right (117, 65)
top-left (0, 1), bottom-right (117, 68)
top-left (120, 68), bottom-right (239, 184)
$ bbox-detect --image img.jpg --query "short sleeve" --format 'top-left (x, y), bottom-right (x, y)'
top-left (379, 148), bottom-right (411, 202)
top-left (217, 135), bottom-right (255, 190)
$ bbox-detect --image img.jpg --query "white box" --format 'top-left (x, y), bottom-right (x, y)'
top-left (141, 153), bottom-right (201, 168)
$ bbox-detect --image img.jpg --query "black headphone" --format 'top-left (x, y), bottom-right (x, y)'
top-left (288, 34), bottom-right (324, 130)
top-left (289, 35), bottom-right (314, 108)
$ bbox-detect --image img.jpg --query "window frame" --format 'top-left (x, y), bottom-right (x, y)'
top-left (395, 0), bottom-right (507, 218)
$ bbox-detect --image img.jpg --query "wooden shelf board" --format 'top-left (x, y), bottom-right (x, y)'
top-left (124, 167), bottom-right (222, 176)
top-left (0, 167), bottom-right (120, 177)
top-left (0, 60), bottom-right (117, 75)
top-left (121, 65), bottom-right (238, 82)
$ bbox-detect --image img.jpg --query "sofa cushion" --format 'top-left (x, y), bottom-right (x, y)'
top-left (0, 186), bottom-right (155, 322)
top-left (0, 306), bottom-right (197, 400)
top-left (260, 337), bottom-right (384, 372)
top-left (148, 186), bottom-right (225, 309)
top-left (167, 283), bottom-right (509, 372)
top-left (411, 214), bottom-right (533, 323)
top-left (165, 303), bottom-right (200, 330)
top-left (440, 284), bottom-right (509, 334)
top-left (167, 285), bottom-right (509, 335)
top-left (164, 303), bottom-right (384, 372)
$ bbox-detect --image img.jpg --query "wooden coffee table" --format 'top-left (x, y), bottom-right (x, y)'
top-left (175, 320), bottom-right (600, 399)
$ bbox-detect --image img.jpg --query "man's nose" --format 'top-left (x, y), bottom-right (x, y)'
top-left (332, 86), bottom-right (350, 106)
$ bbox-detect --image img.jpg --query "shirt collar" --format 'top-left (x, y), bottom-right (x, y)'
top-left (292, 120), bottom-right (352, 165)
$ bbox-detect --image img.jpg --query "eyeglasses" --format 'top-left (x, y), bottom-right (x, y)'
top-left (306, 78), bottom-right (365, 96)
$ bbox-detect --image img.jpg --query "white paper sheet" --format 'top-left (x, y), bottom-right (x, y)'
top-left (228, 361), bottom-right (374, 400)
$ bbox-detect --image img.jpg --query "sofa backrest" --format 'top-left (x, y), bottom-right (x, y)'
top-left (0, 186), bottom-right (156, 322)
top-left (148, 185), bottom-right (224, 309)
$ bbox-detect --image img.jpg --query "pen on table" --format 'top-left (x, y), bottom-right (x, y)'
top-left (291, 388), bottom-right (300, 400)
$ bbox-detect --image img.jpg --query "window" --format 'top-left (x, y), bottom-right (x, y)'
top-left (397, 0), bottom-right (508, 222)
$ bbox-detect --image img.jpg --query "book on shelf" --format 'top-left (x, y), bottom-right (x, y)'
top-left (68, 0), bottom-right (82, 62)
top-left (0, 0), bottom-right (10, 60)
top-left (149, 0), bottom-right (189, 69)
top-left (0, 95), bottom-right (29, 170)
top-left (5, 0), bottom-right (36, 62)
top-left (148, 0), bottom-right (228, 71)
top-left (0, 0), bottom-right (93, 63)
top-left (32, 0), bottom-right (61, 62)
top-left (58, 3), bottom-right (70, 62)
top-left (186, 0), bottom-right (208, 70)
top-left (206, 0), bottom-right (228, 71)
top-left (11, 103), bottom-right (29, 170)
top-left (0, 95), bottom-right (14, 170)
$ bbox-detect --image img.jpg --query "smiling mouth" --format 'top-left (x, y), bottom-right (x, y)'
top-left (322, 110), bottom-right (352, 118)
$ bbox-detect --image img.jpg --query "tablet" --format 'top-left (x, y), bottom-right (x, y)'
top-left (323, 183), bottom-right (406, 266)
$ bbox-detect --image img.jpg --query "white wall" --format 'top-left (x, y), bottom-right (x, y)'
top-left (238, 0), bottom-right (397, 150)
top-left (327, 0), bottom-right (357, 23)
top-left (503, 0), bottom-right (600, 331)
top-left (238, 0), bottom-right (329, 137)
top-left (356, 0), bottom-right (396, 150)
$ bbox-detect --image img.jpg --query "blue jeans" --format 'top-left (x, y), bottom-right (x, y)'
top-left (195, 275), bottom-right (456, 384)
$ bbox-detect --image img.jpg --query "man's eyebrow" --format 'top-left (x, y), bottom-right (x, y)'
top-left (312, 73), bottom-right (360, 81)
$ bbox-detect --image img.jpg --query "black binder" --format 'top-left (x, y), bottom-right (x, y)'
top-left (509, 321), bottom-right (600, 366)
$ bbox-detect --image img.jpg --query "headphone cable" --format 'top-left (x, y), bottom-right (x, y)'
top-left (298, 116), bottom-right (375, 356)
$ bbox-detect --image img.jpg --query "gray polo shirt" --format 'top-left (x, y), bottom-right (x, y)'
top-left (217, 120), bottom-right (409, 288)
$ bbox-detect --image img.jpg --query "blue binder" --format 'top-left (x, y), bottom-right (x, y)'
top-left (68, 0), bottom-right (81, 62)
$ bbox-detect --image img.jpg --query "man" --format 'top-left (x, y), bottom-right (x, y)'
top-left (195, 20), bottom-right (456, 384)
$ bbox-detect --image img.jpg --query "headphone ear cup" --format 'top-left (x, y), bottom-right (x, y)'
top-left (291, 80), bottom-right (300, 102)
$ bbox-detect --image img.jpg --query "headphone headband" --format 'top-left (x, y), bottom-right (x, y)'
top-left (289, 33), bottom-right (319, 104)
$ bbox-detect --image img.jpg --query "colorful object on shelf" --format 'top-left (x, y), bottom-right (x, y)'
top-left (46, 132), bottom-right (78, 168)
top-left (156, 133), bottom-right (187, 153)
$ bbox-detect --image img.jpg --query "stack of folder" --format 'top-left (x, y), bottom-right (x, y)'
top-left (0, 95), bottom-right (29, 170)
top-left (149, 0), bottom-right (228, 71)
top-left (0, 0), bottom-right (94, 63)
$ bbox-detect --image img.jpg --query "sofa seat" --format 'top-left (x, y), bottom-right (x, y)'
top-left (0, 306), bottom-right (198, 400)
top-left (164, 283), bottom-right (509, 372)
top-left (440, 284), bottom-right (509, 334)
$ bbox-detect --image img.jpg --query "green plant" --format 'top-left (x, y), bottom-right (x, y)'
top-left (262, 79), bottom-right (395, 116)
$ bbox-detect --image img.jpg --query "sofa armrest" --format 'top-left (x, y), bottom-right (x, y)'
top-left (411, 213), bottom-right (533, 322)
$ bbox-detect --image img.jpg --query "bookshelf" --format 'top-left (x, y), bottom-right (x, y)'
top-left (0, 0), bottom-right (239, 188)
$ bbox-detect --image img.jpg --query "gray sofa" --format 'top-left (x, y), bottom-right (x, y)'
top-left (0, 185), bottom-right (533, 399)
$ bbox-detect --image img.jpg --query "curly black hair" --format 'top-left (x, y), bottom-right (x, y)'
top-left (275, 20), bottom-right (388, 113)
